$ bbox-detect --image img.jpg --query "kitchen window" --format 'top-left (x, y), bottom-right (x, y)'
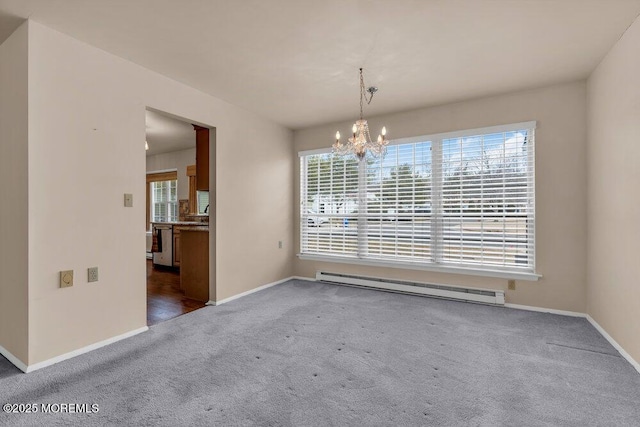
top-left (146, 170), bottom-right (178, 229)
top-left (197, 191), bottom-right (210, 215)
top-left (151, 180), bottom-right (178, 223)
top-left (298, 121), bottom-right (537, 280)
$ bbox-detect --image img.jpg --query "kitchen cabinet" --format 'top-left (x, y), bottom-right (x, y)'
top-left (152, 222), bottom-right (206, 269)
top-left (180, 228), bottom-right (209, 302)
top-left (193, 125), bottom-right (209, 191)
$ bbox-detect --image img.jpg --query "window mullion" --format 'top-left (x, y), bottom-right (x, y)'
top-left (528, 129), bottom-right (536, 270)
top-left (411, 145), bottom-right (416, 260)
top-left (432, 140), bottom-right (443, 263)
top-left (357, 159), bottom-right (368, 258)
top-left (300, 157), bottom-right (308, 252)
top-left (165, 182), bottom-right (170, 222)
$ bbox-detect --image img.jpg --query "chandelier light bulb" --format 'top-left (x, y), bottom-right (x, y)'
top-left (336, 131), bottom-right (340, 141)
top-left (352, 124), bottom-right (357, 134)
top-left (382, 126), bottom-right (387, 136)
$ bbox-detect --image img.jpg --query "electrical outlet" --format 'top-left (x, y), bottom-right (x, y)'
top-left (60, 270), bottom-right (74, 288)
top-left (278, 240), bottom-right (283, 249)
top-left (88, 267), bottom-right (99, 283)
top-left (508, 280), bottom-right (516, 290)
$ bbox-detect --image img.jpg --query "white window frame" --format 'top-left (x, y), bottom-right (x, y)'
top-left (298, 121), bottom-right (540, 281)
top-left (150, 179), bottom-right (178, 223)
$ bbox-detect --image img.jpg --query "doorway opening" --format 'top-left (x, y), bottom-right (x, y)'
top-left (145, 108), bottom-right (215, 325)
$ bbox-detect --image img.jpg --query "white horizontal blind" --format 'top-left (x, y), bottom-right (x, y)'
top-left (300, 154), bottom-right (359, 256)
top-left (151, 180), bottom-right (178, 223)
top-left (299, 123), bottom-right (536, 274)
top-left (364, 141), bottom-right (433, 260)
top-left (197, 191), bottom-right (209, 215)
top-left (440, 129), bottom-right (534, 270)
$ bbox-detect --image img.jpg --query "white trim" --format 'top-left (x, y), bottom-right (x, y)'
top-left (212, 276), bottom-right (294, 306)
top-left (505, 305), bottom-right (639, 375)
top-left (298, 121), bottom-right (537, 156)
top-left (0, 344), bottom-right (29, 373)
top-left (298, 253), bottom-right (541, 281)
top-left (23, 326), bottom-right (148, 373)
top-left (291, 275), bottom-right (315, 282)
top-left (586, 315), bottom-right (640, 374)
top-left (504, 303), bottom-right (586, 318)
top-left (218, 276), bottom-right (636, 375)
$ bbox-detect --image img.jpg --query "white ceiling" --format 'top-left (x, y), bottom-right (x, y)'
top-left (145, 109), bottom-right (195, 156)
top-left (1, 0), bottom-right (639, 129)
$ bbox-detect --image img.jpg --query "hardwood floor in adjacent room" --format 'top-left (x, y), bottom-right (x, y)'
top-left (147, 259), bottom-right (205, 326)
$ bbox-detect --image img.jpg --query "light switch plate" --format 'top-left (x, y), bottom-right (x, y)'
top-left (124, 193), bottom-right (133, 207)
top-left (60, 270), bottom-right (74, 288)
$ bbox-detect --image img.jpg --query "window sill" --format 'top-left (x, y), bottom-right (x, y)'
top-left (297, 253), bottom-right (541, 282)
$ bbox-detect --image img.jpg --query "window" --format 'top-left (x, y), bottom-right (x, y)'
top-left (299, 122), bottom-right (536, 278)
top-left (146, 171), bottom-right (178, 229)
top-left (151, 180), bottom-right (178, 222)
top-left (197, 191), bottom-right (210, 215)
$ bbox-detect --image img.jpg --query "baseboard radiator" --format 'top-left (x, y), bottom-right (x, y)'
top-left (316, 271), bottom-right (505, 305)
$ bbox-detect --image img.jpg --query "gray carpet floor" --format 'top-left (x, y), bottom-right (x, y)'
top-left (0, 279), bottom-right (639, 426)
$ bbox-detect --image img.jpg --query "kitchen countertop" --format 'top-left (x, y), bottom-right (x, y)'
top-left (151, 221), bottom-right (209, 231)
top-left (151, 221), bottom-right (207, 226)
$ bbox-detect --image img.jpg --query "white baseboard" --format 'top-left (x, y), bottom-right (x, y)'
top-left (586, 315), bottom-right (640, 374)
top-left (504, 303), bottom-right (586, 318)
top-left (0, 344), bottom-right (28, 373)
top-left (308, 279), bottom-right (638, 373)
top-left (22, 326), bottom-right (149, 373)
top-left (488, 304), bottom-right (640, 374)
top-left (212, 276), bottom-right (295, 306)
top-left (210, 275), bottom-right (640, 375)
top-left (291, 276), bottom-right (315, 282)
top-left (5, 280), bottom-right (636, 376)
top-left (205, 276), bottom-right (315, 306)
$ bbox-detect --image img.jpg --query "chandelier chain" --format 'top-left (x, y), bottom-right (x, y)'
top-left (359, 68), bottom-right (374, 120)
top-left (360, 69), bottom-right (365, 120)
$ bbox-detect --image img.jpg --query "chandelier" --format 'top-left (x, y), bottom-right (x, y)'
top-left (333, 68), bottom-right (388, 161)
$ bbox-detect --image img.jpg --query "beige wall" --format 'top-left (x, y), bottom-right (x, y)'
top-left (0, 23), bottom-right (29, 364)
top-left (26, 21), bottom-right (293, 365)
top-left (146, 147), bottom-right (196, 201)
top-left (294, 82), bottom-right (588, 313)
top-left (587, 17), bottom-right (640, 363)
